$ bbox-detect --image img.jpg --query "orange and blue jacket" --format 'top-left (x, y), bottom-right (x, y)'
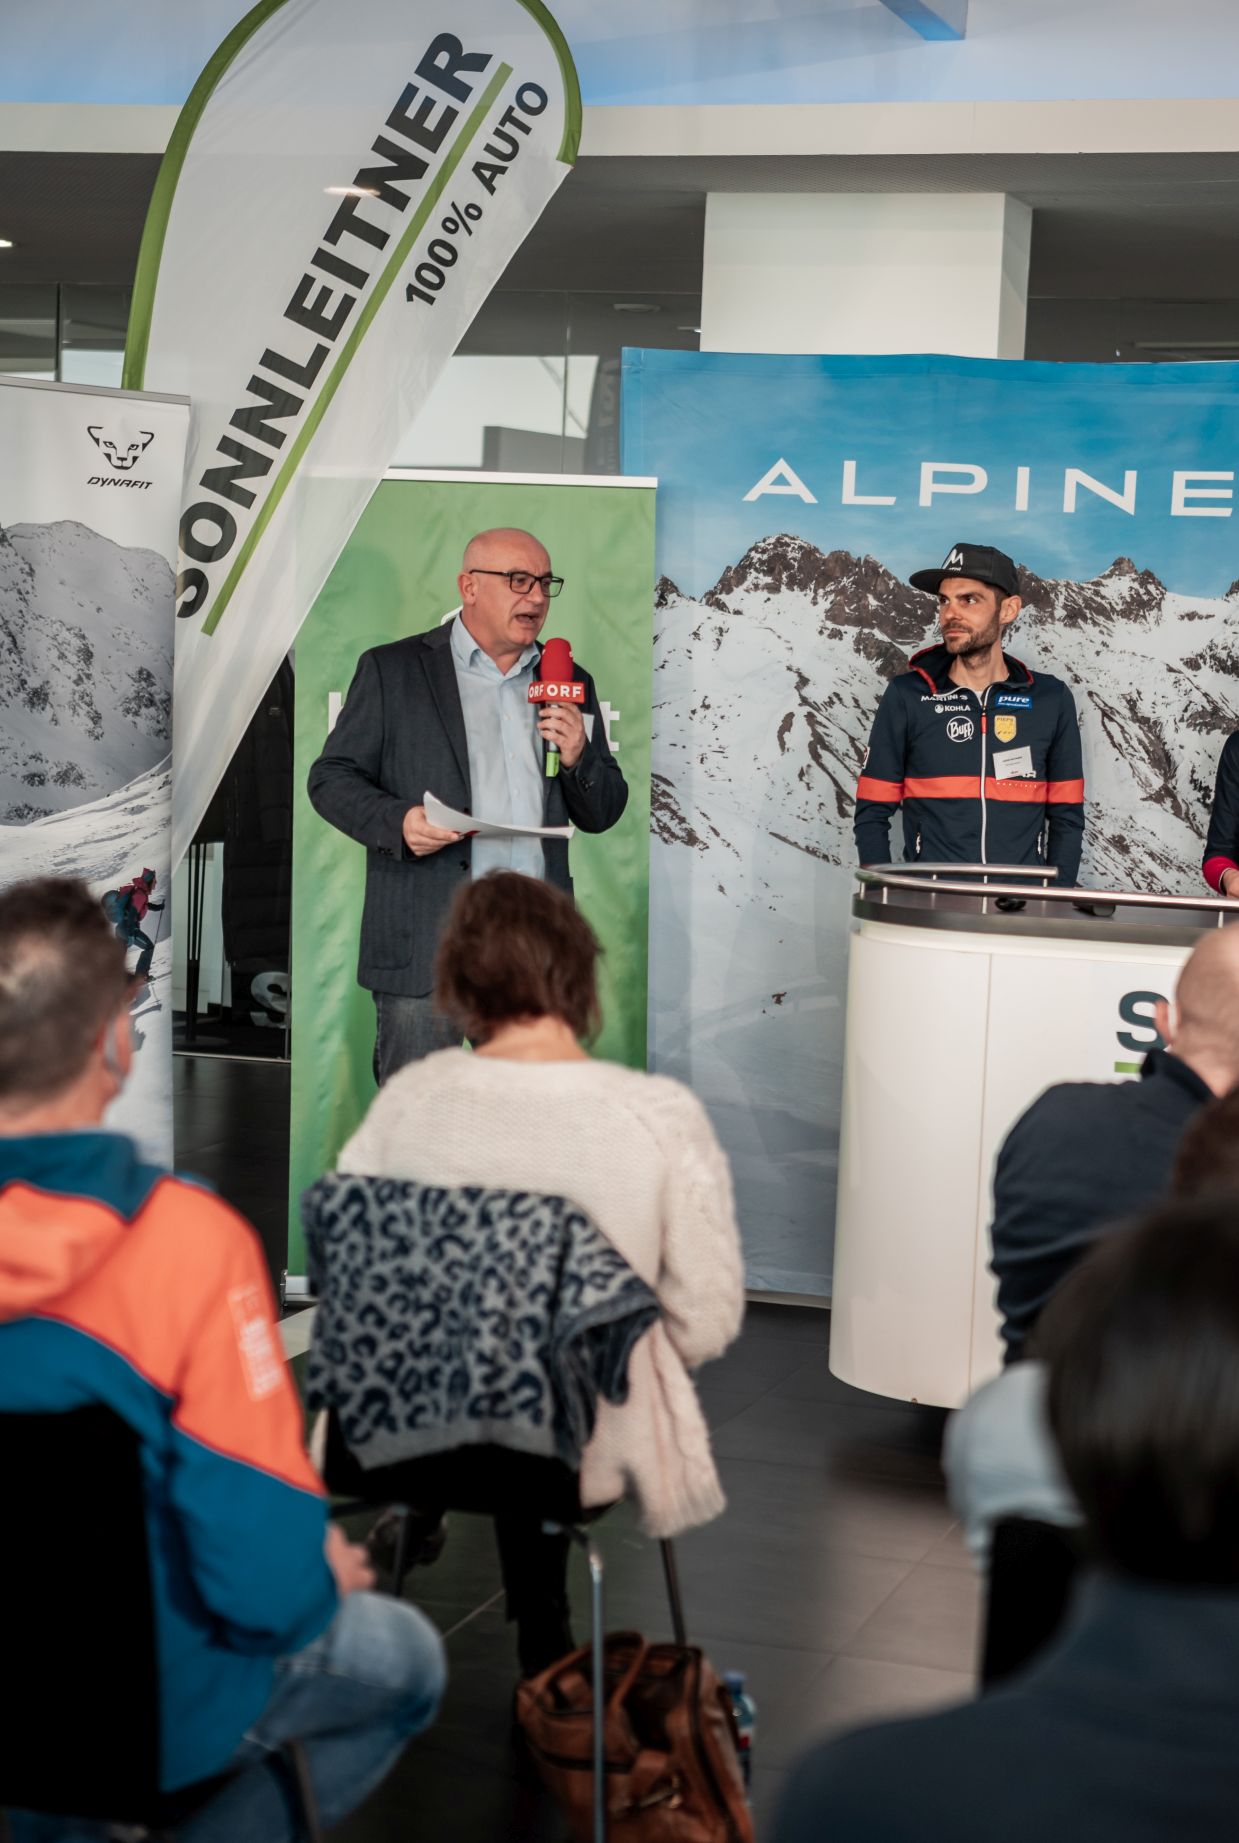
top-left (854, 645), bottom-right (1085, 884)
top-left (0, 1132), bottom-right (336, 1790)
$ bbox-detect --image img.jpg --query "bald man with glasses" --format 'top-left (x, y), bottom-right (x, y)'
top-left (309, 527), bottom-right (627, 1082)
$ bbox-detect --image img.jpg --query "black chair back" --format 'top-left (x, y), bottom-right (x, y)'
top-left (0, 1403), bottom-right (162, 1820)
top-left (981, 1514), bottom-right (1081, 1688)
top-left (323, 1409), bottom-right (586, 1522)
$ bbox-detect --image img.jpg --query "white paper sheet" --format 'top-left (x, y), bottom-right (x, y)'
top-left (424, 790), bottom-right (574, 841)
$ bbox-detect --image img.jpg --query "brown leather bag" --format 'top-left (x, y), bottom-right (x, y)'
top-left (515, 1631), bottom-right (754, 1843)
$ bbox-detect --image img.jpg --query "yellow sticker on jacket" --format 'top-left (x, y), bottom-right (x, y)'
top-left (994, 713), bottom-right (1018, 743)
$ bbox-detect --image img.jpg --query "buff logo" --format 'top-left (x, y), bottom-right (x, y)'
top-left (175, 33), bottom-right (549, 634)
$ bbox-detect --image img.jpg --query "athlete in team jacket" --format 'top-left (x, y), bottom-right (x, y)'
top-left (1202, 732), bottom-right (1239, 896)
top-left (854, 541), bottom-right (1085, 883)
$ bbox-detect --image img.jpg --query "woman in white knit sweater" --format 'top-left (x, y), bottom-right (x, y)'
top-left (337, 870), bottom-right (745, 1675)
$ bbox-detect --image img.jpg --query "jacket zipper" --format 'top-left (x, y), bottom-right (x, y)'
top-left (978, 687), bottom-right (991, 865)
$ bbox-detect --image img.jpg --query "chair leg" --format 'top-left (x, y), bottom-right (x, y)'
top-left (282, 1738), bottom-right (324, 1843)
top-left (389, 1507), bottom-right (415, 1598)
top-left (586, 1536), bottom-right (606, 1843)
top-left (547, 1522), bottom-right (608, 1843)
top-left (660, 1539), bottom-right (688, 1646)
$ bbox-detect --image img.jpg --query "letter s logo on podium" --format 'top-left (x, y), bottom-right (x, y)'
top-left (1114, 988), bottom-right (1168, 1072)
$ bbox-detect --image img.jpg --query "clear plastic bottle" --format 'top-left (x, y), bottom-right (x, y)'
top-left (723, 1668), bottom-right (756, 1789)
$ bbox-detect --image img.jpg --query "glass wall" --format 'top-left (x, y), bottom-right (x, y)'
top-left (0, 283), bottom-right (702, 472)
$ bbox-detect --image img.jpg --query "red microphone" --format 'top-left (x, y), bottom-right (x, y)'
top-left (528, 636), bottom-right (585, 778)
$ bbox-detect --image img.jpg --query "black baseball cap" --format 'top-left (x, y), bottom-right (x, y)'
top-left (909, 541), bottom-right (1020, 598)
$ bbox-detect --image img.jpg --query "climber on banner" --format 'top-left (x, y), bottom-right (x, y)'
top-left (102, 868), bottom-right (166, 986)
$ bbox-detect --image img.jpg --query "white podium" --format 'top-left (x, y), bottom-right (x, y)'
top-left (829, 866), bottom-right (1237, 1409)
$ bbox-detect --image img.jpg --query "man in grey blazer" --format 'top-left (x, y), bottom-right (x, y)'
top-left (307, 527), bottom-right (628, 1082)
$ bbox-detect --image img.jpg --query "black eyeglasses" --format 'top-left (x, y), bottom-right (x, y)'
top-left (468, 568), bottom-right (564, 597)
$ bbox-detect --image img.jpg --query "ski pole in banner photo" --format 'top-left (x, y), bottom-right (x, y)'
top-left (123, 0), bottom-right (580, 866)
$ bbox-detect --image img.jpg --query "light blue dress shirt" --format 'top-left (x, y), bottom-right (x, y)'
top-left (449, 612), bottom-right (546, 880)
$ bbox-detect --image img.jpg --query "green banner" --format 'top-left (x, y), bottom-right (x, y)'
top-left (288, 472), bottom-right (654, 1271)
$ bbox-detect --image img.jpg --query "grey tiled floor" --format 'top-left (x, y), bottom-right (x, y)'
top-left (336, 1304), bottom-right (980, 1841)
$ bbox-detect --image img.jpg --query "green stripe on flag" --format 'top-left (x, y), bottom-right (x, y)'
top-left (200, 59), bottom-right (512, 638)
top-left (1113, 1060), bottom-right (1142, 1074)
top-left (123, 0), bottom-right (293, 391)
top-left (516, 0), bottom-right (582, 162)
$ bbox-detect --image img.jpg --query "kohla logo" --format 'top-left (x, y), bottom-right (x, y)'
top-left (87, 423), bottom-right (155, 489)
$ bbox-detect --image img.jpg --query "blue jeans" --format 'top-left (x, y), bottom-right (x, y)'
top-left (372, 990), bottom-right (461, 1085)
top-left (8, 1593), bottom-right (445, 1843)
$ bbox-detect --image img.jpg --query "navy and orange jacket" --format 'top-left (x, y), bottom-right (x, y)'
top-left (0, 1133), bottom-right (336, 1791)
top-left (1203, 731), bottom-right (1239, 893)
top-left (854, 645), bottom-right (1085, 884)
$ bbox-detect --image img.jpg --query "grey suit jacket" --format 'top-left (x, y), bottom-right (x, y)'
top-left (306, 621), bottom-right (629, 996)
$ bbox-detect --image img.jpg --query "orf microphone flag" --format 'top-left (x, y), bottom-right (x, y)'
top-left (528, 635), bottom-right (585, 778)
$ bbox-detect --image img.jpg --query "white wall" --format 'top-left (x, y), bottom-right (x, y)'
top-left (701, 193), bottom-right (1030, 358)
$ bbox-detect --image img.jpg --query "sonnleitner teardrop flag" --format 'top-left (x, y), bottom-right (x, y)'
top-left (123, 0), bottom-right (580, 866)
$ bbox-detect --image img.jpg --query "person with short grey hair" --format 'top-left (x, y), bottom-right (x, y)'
top-left (307, 526), bottom-right (627, 1084)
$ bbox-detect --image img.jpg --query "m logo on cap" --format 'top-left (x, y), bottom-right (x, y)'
top-left (943, 547), bottom-right (965, 572)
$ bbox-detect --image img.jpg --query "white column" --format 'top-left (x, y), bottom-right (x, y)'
top-left (700, 192), bottom-right (1031, 358)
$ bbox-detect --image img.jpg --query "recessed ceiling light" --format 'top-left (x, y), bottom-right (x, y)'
top-left (324, 185), bottom-right (380, 198)
top-left (0, 239), bottom-right (14, 250)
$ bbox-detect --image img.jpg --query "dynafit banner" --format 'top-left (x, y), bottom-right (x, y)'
top-left (123, 0), bottom-right (580, 865)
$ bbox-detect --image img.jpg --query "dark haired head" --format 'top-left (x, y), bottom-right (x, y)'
top-left (0, 877), bottom-right (131, 1104)
top-left (1170, 1084), bottom-right (1239, 1199)
top-left (434, 872), bottom-right (601, 1044)
top-left (1042, 1198), bottom-right (1239, 1584)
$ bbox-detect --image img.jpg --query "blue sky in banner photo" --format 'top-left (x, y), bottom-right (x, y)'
top-left (621, 350), bottom-right (1239, 601)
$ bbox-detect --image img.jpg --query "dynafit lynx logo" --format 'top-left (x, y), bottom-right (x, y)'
top-left (87, 422), bottom-right (155, 489)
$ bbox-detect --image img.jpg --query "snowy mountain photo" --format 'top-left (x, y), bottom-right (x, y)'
top-left (649, 535), bottom-right (1239, 1292)
top-left (0, 380), bottom-right (187, 1169)
top-left (0, 760), bottom-right (172, 1160)
top-left (0, 519), bottom-right (172, 823)
top-left (654, 535), bottom-right (1236, 889)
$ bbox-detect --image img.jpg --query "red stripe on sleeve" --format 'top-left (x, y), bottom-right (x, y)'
top-left (856, 776), bottom-right (904, 803)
